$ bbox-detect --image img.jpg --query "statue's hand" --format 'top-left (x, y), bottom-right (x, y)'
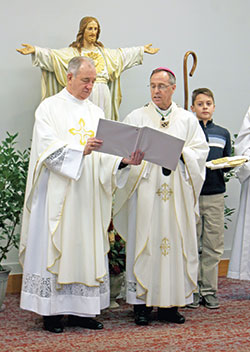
top-left (144, 43), bottom-right (160, 55)
top-left (16, 43), bottom-right (35, 55)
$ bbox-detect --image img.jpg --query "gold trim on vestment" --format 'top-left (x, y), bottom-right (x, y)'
top-left (20, 142), bottom-right (67, 267)
top-left (92, 154), bottom-right (108, 285)
top-left (174, 175), bottom-right (198, 295)
top-left (182, 154), bottom-right (197, 206)
top-left (129, 161), bottom-right (147, 198)
top-left (47, 195), bottom-right (67, 274)
top-left (133, 237), bottom-right (149, 298)
top-left (160, 237), bottom-right (171, 256)
top-left (156, 183), bottom-right (173, 202)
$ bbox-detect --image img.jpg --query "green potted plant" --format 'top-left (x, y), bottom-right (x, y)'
top-left (108, 220), bottom-right (126, 308)
top-left (0, 132), bottom-right (29, 310)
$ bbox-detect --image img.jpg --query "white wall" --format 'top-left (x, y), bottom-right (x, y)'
top-left (1, 0), bottom-right (250, 273)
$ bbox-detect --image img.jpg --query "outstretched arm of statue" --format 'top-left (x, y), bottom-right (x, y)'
top-left (16, 43), bottom-right (35, 55)
top-left (144, 43), bottom-right (160, 55)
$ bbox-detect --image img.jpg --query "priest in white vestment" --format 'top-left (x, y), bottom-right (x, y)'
top-left (19, 56), bottom-right (144, 333)
top-left (17, 16), bottom-right (159, 121)
top-left (228, 106), bottom-right (250, 280)
top-left (114, 67), bottom-right (209, 325)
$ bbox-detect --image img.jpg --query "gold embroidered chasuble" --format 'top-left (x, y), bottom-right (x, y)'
top-left (114, 102), bottom-right (209, 307)
top-left (32, 45), bottom-right (144, 121)
top-left (20, 89), bottom-right (120, 289)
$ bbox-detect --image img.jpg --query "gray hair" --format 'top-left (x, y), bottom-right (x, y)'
top-left (166, 72), bottom-right (176, 85)
top-left (67, 56), bottom-right (95, 76)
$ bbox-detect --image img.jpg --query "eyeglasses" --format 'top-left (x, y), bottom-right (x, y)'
top-left (149, 84), bottom-right (172, 91)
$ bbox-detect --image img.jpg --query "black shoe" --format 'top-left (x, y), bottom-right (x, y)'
top-left (68, 315), bottom-right (103, 329)
top-left (134, 304), bottom-right (150, 326)
top-left (158, 307), bottom-right (185, 324)
top-left (43, 315), bottom-right (64, 333)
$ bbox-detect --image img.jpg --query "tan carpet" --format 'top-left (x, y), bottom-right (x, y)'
top-left (0, 277), bottom-right (250, 352)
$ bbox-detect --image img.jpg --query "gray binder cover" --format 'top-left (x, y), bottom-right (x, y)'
top-left (95, 119), bottom-right (185, 170)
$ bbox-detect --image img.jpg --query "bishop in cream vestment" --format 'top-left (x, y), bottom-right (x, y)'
top-left (114, 101), bottom-right (209, 308)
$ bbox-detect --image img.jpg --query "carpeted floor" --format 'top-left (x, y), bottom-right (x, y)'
top-left (0, 277), bottom-right (250, 352)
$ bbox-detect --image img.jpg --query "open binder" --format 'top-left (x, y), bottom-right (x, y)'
top-left (95, 119), bottom-right (185, 170)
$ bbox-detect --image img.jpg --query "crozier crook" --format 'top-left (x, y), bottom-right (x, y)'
top-left (183, 51), bottom-right (197, 110)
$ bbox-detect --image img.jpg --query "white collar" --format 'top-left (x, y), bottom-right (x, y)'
top-left (61, 88), bottom-right (88, 105)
